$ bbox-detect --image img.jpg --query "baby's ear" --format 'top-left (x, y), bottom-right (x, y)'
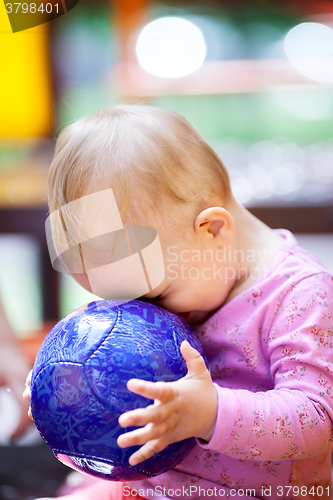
top-left (207, 219), bottom-right (225, 236)
top-left (194, 207), bottom-right (234, 244)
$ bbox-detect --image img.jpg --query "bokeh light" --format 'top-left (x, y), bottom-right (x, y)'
top-left (136, 17), bottom-right (206, 78)
top-left (284, 22), bottom-right (333, 83)
top-left (214, 138), bottom-right (333, 206)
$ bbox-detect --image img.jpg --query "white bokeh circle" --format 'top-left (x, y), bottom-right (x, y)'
top-left (136, 17), bottom-right (207, 78)
top-left (284, 22), bottom-right (333, 83)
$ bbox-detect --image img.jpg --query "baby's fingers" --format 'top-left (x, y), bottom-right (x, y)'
top-left (127, 379), bottom-right (176, 403)
top-left (181, 340), bottom-right (208, 379)
top-left (118, 407), bottom-right (150, 428)
top-left (117, 421), bottom-right (168, 450)
top-left (25, 369), bottom-right (32, 387)
top-left (127, 437), bottom-right (168, 466)
top-left (22, 384), bottom-right (30, 404)
top-left (118, 403), bottom-right (169, 429)
top-left (23, 369), bottom-right (32, 403)
top-left (23, 370), bottom-right (33, 421)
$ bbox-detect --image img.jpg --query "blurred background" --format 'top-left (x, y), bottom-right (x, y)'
top-left (0, 0), bottom-right (333, 498)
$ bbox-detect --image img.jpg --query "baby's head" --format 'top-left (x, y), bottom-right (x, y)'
top-left (49, 104), bottom-right (232, 244)
top-left (48, 105), bottom-right (237, 324)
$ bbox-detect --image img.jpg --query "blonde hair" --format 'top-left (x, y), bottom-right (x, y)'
top-left (48, 104), bottom-right (232, 246)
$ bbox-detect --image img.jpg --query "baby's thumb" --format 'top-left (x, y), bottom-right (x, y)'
top-left (180, 340), bottom-right (207, 378)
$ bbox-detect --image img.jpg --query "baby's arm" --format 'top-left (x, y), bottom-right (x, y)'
top-left (198, 273), bottom-right (333, 461)
top-left (117, 340), bottom-right (217, 466)
top-left (119, 273), bottom-right (333, 465)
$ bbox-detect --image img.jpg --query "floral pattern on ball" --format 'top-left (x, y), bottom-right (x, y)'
top-left (31, 300), bottom-right (207, 481)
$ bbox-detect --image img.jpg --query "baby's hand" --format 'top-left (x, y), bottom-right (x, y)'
top-left (117, 340), bottom-right (217, 466)
top-left (23, 369), bottom-right (33, 421)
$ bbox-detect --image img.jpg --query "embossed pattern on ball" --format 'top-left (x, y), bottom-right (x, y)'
top-left (31, 300), bottom-right (207, 481)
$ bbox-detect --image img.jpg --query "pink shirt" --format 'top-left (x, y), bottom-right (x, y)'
top-left (132, 230), bottom-right (333, 499)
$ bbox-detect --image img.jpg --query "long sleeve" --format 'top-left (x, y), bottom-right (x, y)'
top-left (198, 273), bottom-right (333, 461)
top-left (133, 231), bottom-right (333, 498)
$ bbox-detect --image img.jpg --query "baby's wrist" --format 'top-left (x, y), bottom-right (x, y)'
top-left (197, 384), bottom-right (218, 443)
top-left (198, 409), bottom-right (216, 442)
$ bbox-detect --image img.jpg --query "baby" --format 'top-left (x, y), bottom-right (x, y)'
top-left (27, 105), bottom-right (333, 500)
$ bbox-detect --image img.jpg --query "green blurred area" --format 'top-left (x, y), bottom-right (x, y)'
top-left (58, 87), bottom-right (333, 146)
top-left (60, 273), bottom-right (100, 318)
top-left (0, 146), bottom-right (28, 170)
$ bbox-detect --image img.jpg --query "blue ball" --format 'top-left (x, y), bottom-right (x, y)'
top-left (31, 300), bottom-right (207, 481)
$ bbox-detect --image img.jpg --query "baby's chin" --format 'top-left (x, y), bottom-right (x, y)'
top-left (177, 310), bottom-right (214, 326)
